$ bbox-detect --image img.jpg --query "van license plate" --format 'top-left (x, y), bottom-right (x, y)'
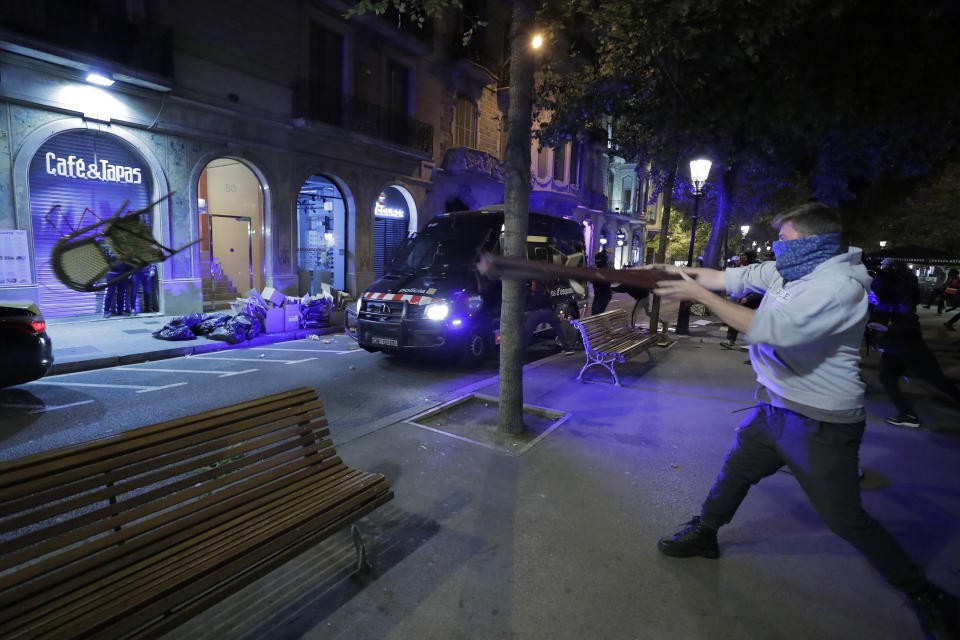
top-left (371, 336), bottom-right (398, 347)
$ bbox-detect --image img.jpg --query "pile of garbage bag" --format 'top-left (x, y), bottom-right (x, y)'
top-left (152, 311), bottom-right (262, 343)
top-left (300, 294), bottom-right (333, 328)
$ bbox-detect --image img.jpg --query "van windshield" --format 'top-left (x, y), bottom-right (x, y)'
top-left (388, 234), bottom-right (486, 273)
top-left (386, 216), bottom-right (499, 274)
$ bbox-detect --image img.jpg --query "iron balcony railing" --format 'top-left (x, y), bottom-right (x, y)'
top-left (294, 82), bottom-right (434, 155)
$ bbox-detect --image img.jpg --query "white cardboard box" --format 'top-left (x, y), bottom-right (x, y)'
top-left (283, 301), bottom-right (301, 332)
top-left (264, 308), bottom-right (284, 333)
top-left (261, 286), bottom-right (285, 308)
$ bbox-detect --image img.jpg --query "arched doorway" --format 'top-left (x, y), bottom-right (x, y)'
top-left (28, 129), bottom-right (154, 318)
top-left (197, 158), bottom-right (264, 310)
top-left (296, 175), bottom-right (347, 292)
top-left (374, 185), bottom-right (416, 280)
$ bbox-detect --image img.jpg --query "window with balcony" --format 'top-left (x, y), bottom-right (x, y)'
top-left (537, 145), bottom-right (550, 180)
top-left (621, 176), bottom-right (634, 214)
top-left (309, 21), bottom-right (344, 125)
top-left (554, 144), bottom-right (567, 182)
top-left (453, 97), bottom-right (477, 148)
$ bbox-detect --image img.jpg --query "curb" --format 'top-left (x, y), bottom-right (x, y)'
top-left (49, 325), bottom-right (343, 376)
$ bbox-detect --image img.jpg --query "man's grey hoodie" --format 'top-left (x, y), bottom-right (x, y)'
top-left (725, 248), bottom-right (873, 413)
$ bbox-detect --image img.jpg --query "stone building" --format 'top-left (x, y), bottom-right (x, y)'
top-left (0, 1), bottom-right (609, 321)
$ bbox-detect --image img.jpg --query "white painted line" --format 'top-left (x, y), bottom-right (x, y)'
top-left (1, 399), bottom-right (96, 413)
top-left (194, 356), bottom-right (299, 364)
top-left (284, 357), bottom-right (318, 365)
top-left (137, 382), bottom-right (189, 394)
top-left (246, 347), bottom-right (362, 355)
top-left (117, 367), bottom-right (259, 378)
top-left (29, 380), bottom-right (188, 393)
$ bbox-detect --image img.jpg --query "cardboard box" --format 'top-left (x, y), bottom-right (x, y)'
top-left (261, 286), bottom-right (285, 308)
top-left (264, 308), bottom-right (284, 333)
top-left (283, 301), bottom-right (301, 332)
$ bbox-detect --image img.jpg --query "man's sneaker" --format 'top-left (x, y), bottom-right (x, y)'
top-left (887, 413), bottom-right (921, 428)
top-left (907, 583), bottom-right (959, 640)
top-left (945, 322), bottom-right (956, 332)
top-left (657, 516), bottom-right (720, 559)
top-left (719, 340), bottom-right (736, 350)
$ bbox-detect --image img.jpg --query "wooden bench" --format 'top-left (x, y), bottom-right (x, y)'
top-left (0, 387), bottom-right (392, 640)
top-left (569, 308), bottom-right (659, 385)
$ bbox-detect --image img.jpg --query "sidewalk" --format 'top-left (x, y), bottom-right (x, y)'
top-left (152, 296), bottom-right (958, 640)
top-left (44, 311), bottom-right (344, 375)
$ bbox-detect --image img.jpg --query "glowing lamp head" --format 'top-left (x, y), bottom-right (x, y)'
top-left (531, 34), bottom-right (543, 49)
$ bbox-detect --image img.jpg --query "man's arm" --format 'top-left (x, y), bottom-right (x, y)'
top-left (652, 271), bottom-right (756, 333)
top-left (643, 265), bottom-right (727, 291)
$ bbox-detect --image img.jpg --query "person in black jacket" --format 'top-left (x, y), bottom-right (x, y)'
top-left (870, 259), bottom-right (960, 428)
top-left (591, 250), bottom-right (612, 314)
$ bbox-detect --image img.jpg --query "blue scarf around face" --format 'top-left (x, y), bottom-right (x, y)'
top-left (772, 233), bottom-right (843, 281)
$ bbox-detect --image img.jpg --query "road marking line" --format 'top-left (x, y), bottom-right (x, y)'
top-left (137, 382), bottom-right (189, 394)
top-left (1, 399), bottom-right (96, 413)
top-left (117, 367), bottom-right (259, 378)
top-left (284, 357), bottom-right (318, 365)
top-left (194, 356), bottom-right (298, 364)
top-left (28, 381), bottom-right (188, 393)
top-left (246, 347), bottom-right (362, 355)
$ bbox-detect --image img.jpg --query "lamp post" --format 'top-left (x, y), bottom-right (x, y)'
top-left (675, 158), bottom-right (711, 335)
top-left (740, 224), bottom-right (750, 252)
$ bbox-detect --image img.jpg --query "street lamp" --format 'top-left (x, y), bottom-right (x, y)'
top-left (740, 224), bottom-right (750, 252)
top-left (879, 240), bottom-right (887, 249)
top-left (676, 158), bottom-right (711, 335)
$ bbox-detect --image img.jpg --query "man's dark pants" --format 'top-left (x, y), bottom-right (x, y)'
top-left (700, 403), bottom-right (926, 593)
top-left (879, 344), bottom-right (960, 416)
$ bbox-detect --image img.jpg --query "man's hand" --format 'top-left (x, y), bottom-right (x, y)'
top-left (653, 269), bottom-right (710, 302)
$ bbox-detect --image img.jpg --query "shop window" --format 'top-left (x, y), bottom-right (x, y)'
top-left (453, 97), bottom-right (477, 148)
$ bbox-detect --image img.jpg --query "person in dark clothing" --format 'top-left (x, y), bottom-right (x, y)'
top-left (525, 279), bottom-right (575, 354)
top-left (591, 250), bottom-right (612, 314)
top-left (870, 259), bottom-right (960, 428)
top-left (720, 251), bottom-right (762, 350)
top-left (924, 268), bottom-right (960, 314)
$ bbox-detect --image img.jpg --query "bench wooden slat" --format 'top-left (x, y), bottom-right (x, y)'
top-left (0, 458), bottom-right (353, 625)
top-left (16, 469), bottom-right (384, 639)
top-left (0, 388), bottom-right (391, 640)
top-left (0, 389), bottom-right (319, 480)
top-left (0, 399), bottom-right (326, 501)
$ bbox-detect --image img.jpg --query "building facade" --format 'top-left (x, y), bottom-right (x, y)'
top-left (0, 0), bottom-right (609, 321)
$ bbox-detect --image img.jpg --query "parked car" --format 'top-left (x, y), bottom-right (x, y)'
top-left (346, 207), bottom-right (587, 365)
top-left (0, 301), bottom-right (54, 387)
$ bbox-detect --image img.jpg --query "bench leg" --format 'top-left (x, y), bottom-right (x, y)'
top-left (577, 356), bottom-right (621, 386)
top-left (351, 524), bottom-right (372, 574)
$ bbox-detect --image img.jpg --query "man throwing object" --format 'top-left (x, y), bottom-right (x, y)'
top-left (650, 202), bottom-right (958, 640)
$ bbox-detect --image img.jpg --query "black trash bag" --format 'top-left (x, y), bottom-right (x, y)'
top-left (229, 313), bottom-right (256, 340)
top-left (208, 320), bottom-right (247, 345)
top-left (170, 312), bottom-right (205, 328)
top-left (301, 297), bottom-right (332, 327)
top-left (152, 324), bottom-right (197, 341)
top-left (194, 313), bottom-right (231, 336)
top-left (244, 314), bottom-right (263, 340)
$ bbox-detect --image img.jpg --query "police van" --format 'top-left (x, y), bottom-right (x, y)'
top-left (346, 207), bottom-right (586, 365)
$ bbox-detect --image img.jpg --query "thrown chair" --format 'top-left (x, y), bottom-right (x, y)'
top-left (50, 192), bottom-right (198, 292)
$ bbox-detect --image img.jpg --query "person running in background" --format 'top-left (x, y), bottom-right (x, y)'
top-left (870, 259), bottom-right (960, 428)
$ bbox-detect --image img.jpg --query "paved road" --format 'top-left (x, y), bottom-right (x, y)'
top-left (0, 333), bottom-right (557, 461)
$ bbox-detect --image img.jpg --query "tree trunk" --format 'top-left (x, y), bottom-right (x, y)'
top-left (703, 163), bottom-right (738, 268)
top-left (498, 0), bottom-right (535, 435)
top-left (647, 158), bottom-right (679, 333)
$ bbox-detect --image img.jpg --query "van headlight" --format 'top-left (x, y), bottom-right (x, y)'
top-left (425, 302), bottom-right (449, 321)
top-left (356, 297), bottom-right (363, 313)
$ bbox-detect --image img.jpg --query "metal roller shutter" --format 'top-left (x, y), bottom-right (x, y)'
top-left (374, 217), bottom-right (408, 280)
top-left (28, 131), bottom-right (152, 318)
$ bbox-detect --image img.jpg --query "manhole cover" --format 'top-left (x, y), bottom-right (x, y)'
top-left (406, 393), bottom-right (568, 455)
